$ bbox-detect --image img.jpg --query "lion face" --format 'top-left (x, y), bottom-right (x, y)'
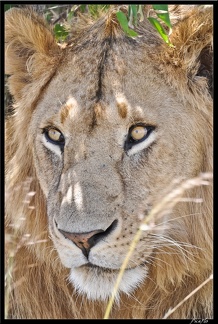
top-left (28, 43), bottom-right (205, 300)
top-left (5, 6), bottom-right (213, 318)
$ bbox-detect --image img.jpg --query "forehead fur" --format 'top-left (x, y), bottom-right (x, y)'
top-left (5, 5), bottom-right (212, 116)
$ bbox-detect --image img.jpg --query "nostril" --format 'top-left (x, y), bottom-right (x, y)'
top-left (57, 219), bottom-right (118, 257)
top-left (90, 219), bottom-right (118, 246)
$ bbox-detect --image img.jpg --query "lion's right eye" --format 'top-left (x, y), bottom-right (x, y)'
top-left (124, 124), bottom-right (155, 154)
top-left (44, 128), bottom-right (65, 146)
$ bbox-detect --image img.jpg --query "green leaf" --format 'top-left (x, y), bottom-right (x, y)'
top-left (54, 24), bottom-right (68, 41)
top-left (45, 12), bottom-right (52, 23)
top-left (130, 5), bottom-right (137, 25)
top-left (67, 10), bottom-right (74, 21)
top-left (152, 5), bottom-right (168, 12)
top-left (80, 4), bottom-right (87, 13)
top-left (148, 17), bottom-right (169, 43)
top-left (116, 11), bottom-right (129, 33)
top-left (4, 4), bottom-right (14, 11)
top-left (116, 11), bottom-right (138, 38)
top-left (152, 5), bottom-right (171, 29)
top-left (156, 12), bottom-right (172, 29)
top-left (127, 29), bottom-right (138, 37)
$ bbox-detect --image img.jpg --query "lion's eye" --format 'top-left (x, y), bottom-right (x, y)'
top-left (124, 124), bottom-right (155, 152)
top-left (130, 126), bottom-right (148, 141)
top-left (44, 128), bottom-right (65, 146)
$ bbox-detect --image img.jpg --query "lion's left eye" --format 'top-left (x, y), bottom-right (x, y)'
top-left (124, 124), bottom-right (155, 152)
top-left (44, 128), bottom-right (65, 146)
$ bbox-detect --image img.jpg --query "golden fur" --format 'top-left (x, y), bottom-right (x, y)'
top-left (5, 5), bottom-right (213, 319)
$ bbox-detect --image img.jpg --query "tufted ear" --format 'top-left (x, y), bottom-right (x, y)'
top-left (5, 8), bottom-right (62, 101)
top-left (159, 5), bottom-right (213, 102)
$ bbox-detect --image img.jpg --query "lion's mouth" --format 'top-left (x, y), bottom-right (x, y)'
top-left (82, 262), bottom-right (120, 273)
top-left (80, 261), bottom-right (147, 273)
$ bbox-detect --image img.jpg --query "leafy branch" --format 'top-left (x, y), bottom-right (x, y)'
top-left (116, 4), bottom-right (173, 46)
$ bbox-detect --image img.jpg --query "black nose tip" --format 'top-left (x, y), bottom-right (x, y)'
top-left (58, 219), bottom-right (118, 258)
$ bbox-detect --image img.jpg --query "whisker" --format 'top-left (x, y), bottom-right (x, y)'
top-left (152, 212), bottom-right (202, 228)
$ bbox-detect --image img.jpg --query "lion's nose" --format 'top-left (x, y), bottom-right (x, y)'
top-left (58, 219), bottom-right (118, 258)
top-left (59, 228), bottom-right (103, 257)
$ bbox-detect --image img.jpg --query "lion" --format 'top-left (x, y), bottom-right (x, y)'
top-left (5, 5), bottom-right (213, 319)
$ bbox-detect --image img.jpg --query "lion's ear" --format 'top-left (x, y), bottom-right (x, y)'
top-left (5, 8), bottom-right (61, 100)
top-left (161, 6), bottom-right (213, 98)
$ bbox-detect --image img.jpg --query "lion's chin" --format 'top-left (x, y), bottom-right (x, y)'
top-left (69, 264), bottom-right (148, 302)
